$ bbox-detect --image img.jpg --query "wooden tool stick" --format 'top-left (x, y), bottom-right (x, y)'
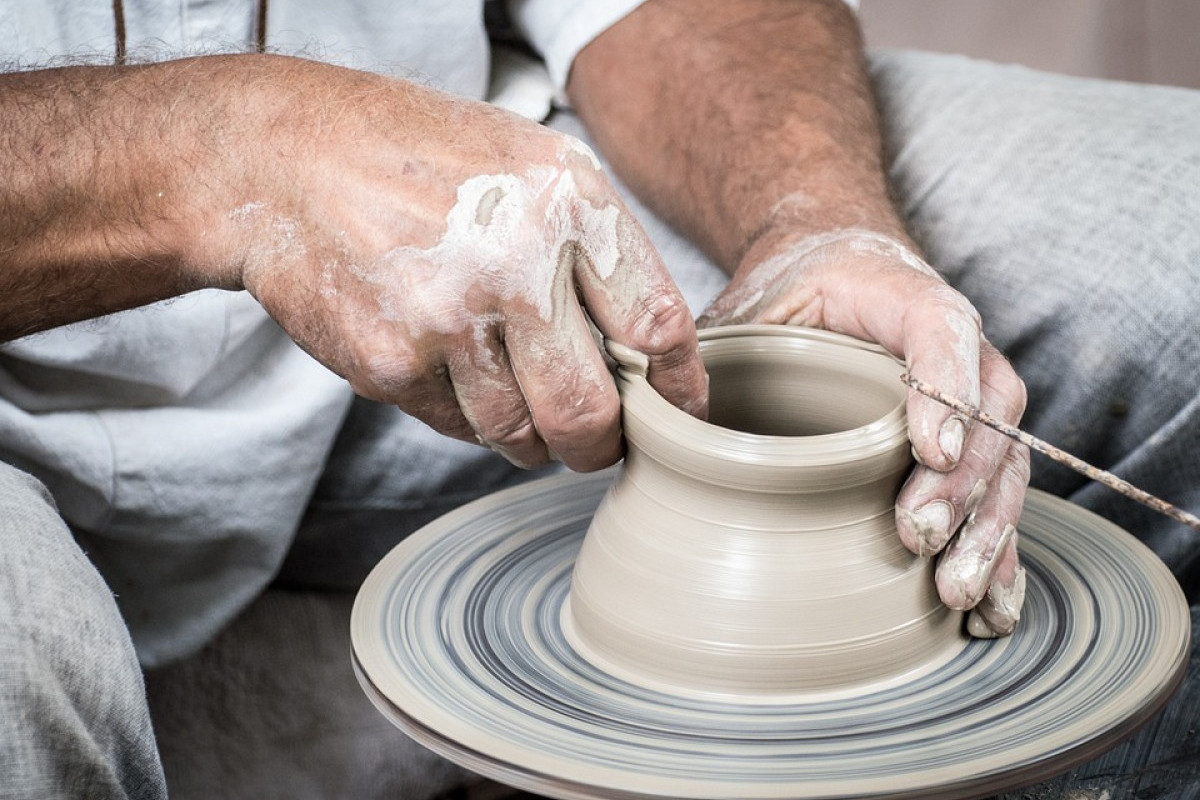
top-left (901, 373), bottom-right (1200, 534)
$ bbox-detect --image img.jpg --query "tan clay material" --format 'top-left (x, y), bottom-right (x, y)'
top-left (567, 326), bottom-right (963, 696)
top-left (350, 324), bottom-right (1191, 800)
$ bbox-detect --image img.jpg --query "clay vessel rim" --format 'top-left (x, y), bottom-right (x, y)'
top-left (608, 325), bottom-right (908, 465)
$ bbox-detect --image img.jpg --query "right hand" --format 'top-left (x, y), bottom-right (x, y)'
top-left (698, 227), bottom-right (1029, 637)
top-left (184, 55), bottom-right (708, 471)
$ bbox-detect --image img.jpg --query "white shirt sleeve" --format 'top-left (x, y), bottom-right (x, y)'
top-left (505, 0), bottom-right (650, 89)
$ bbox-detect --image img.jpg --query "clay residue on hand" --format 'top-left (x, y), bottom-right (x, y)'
top-left (698, 227), bottom-right (936, 327)
top-left (473, 185), bottom-right (507, 226)
top-left (228, 200), bottom-right (309, 263)
top-left (937, 522), bottom-right (1016, 611)
top-left (966, 565), bottom-right (1026, 638)
top-left (363, 163), bottom-right (620, 332)
top-left (341, 146), bottom-right (638, 457)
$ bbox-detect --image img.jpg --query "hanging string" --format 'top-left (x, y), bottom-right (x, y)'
top-left (257, 0), bottom-right (269, 52)
top-left (112, 0), bottom-right (269, 63)
top-left (112, 0), bottom-right (127, 65)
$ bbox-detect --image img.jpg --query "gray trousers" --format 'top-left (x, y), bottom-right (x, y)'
top-left (3, 51), bottom-right (1199, 799)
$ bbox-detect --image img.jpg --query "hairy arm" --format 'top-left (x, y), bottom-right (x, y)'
top-left (0, 61), bottom-right (228, 339)
top-left (570, 0), bottom-right (1030, 635)
top-left (569, 0), bottom-right (903, 267)
top-left (0, 53), bottom-right (707, 471)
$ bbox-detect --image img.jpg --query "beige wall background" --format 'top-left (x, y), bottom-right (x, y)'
top-left (858, 0), bottom-right (1200, 89)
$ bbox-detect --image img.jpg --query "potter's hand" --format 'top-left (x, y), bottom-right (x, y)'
top-left (1, 54), bottom-right (707, 469)
top-left (220, 58), bottom-right (707, 471)
top-left (697, 229), bottom-right (1029, 637)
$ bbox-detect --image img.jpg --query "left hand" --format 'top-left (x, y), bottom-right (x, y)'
top-left (698, 227), bottom-right (1030, 637)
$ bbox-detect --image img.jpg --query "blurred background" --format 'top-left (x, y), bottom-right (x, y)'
top-left (858, 0), bottom-right (1200, 89)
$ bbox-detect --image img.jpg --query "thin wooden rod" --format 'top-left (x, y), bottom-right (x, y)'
top-left (902, 373), bottom-right (1200, 534)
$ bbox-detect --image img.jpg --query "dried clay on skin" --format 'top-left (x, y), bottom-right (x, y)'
top-left (363, 150), bottom-right (621, 330)
top-left (938, 522), bottom-right (1017, 610)
top-left (700, 228), bottom-right (939, 325)
top-left (966, 566), bottom-right (1027, 638)
top-left (355, 137), bottom-right (637, 457)
top-left (228, 200), bottom-right (309, 264)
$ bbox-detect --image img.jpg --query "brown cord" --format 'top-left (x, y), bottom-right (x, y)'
top-left (112, 0), bottom-right (126, 65)
top-left (257, 0), bottom-right (269, 52)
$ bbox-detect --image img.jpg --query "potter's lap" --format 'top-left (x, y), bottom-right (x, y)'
top-left (0, 462), bottom-right (165, 798)
top-left (287, 398), bottom-right (561, 591)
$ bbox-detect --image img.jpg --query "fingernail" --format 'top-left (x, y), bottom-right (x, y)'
top-left (943, 523), bottom-right (1016, 609)
top-left (966, 566), bottom-right (1027, 638)
top-left (939, 416), bottom-right (966, 464)
top-left (965, 609), bottom-right (999, 639)
top-left (899, 500), bottom-right (954, 556)
top-left (910, 445), bottom-right (926, 466)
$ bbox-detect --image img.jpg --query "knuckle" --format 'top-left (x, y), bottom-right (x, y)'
top-left (549, 129), bottom-right (603, 174)
top-left (912, 280), bottom-right (979, 326)
top-left (631, 289), bottom-right (696, 359)
top-left (999, 376), bottom-right (1028, 423)
top-left (982, 348), bottom-right (1028, 421)
top-left (358, 345), bottom-right (427, 398)
top-left (420, 407), bottom-right (476, 443)
top-left (535, 392), bottom-right (617, 446)
top-left (920, 284), bottom-right (982, 328)
top-left (480, 411), bottom-right (540, 451)
top-left (1000, 443), bottom-right (1032, 488)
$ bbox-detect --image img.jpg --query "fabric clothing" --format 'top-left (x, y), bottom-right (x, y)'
top-left (0, 0), bottom-right (645, 669)
top-left (0, 2), bottom-right (1199, 798)
top-left (508, 0), bottom-right (646, 89)
top-left (0, 462), bottom-right (165, 800)
top-left (0, 0), bottom-right (634, 93)
top-left (0, 295), bottom-right (352, 668)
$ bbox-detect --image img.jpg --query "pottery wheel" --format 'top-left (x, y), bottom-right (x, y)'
top-left (351, 470), bottom-right (1190, 800)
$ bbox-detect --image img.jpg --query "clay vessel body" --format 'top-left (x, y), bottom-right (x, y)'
top-left (565, 325), bottom-right (963, 698)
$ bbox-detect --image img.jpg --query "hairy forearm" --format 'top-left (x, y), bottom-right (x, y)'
top-left (0, 55), bottom-right (346, 341)
top-left (2, 62), bottom-right (211, 339)
top-left (569, 0), bottom-right (908, 272)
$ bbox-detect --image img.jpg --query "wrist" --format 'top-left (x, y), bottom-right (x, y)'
top-left (28, 57), bottom-right (263, 294)
top-left (735, 219), bottom-right (929, 283)
top-left (92, 53), bottom-right (331, 295)
top-left (140, 54), bottom-right (298, 293)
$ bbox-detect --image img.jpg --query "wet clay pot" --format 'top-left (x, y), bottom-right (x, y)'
top-left (564, 325), bottom-right (964, 698)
